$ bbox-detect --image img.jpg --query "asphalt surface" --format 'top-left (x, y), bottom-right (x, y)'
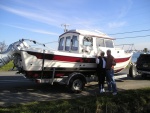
top-left (0, 70), bottom-right (150, 106)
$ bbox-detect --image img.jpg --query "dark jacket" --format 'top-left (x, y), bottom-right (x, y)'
top-left (97, 56), bottom-right (106, 71)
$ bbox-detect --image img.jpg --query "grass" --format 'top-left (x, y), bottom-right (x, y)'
top-left (0, 61), bottom-right (13, 71)
top-left (0, 88), bottom-right (150, 113)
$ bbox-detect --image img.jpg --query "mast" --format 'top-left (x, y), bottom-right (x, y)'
top-left (61, 24), bottom-right (70, 32)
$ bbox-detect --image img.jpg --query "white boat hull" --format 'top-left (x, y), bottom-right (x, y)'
top-left (20, 49), bottom-right (132, 79)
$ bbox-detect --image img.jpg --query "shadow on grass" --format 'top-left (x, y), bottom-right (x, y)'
top-left (0, 88), bottom-right (150, 113)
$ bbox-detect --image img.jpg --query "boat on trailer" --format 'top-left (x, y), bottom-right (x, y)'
top-left (0, 29), bottom-right (133, 92)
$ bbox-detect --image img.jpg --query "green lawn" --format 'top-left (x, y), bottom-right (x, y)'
top-left (0, 88), bottom-right (150, 113)
top-left (0, 61), bottom-right (13, 71)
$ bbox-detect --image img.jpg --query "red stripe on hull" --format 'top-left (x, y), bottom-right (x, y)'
top-left (27, 51), bottom-right (131, 63)
top-left (27, 51), bottom-right (95, 63)
top-left (115, 57), bottom-right (130, 63)
top-left (114, 68), bottom-right (124, 73)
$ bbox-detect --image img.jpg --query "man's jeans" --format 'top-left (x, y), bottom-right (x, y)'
top-left (106, 69), bottom-right (117, 92)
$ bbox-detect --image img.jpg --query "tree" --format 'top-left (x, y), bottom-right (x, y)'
top-left (143, 48), bottom-right (148, 53)
top-left (0, 41), bottom-right (7, 53)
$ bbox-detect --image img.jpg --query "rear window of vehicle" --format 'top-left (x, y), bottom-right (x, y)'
top-left (137, 54), bottom-right (150, 63)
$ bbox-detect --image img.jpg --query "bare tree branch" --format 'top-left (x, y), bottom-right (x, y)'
top-left (0, 41), bottom-right (7, 52)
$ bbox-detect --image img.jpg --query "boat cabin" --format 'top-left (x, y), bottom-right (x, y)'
top-left (58, 29), bottom-right (115, 55)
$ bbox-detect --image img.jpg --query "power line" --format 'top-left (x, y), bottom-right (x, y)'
top-left (116, 34), bottom-right (150, 39)
top-left (42, 30), bottom-right (150, 43)
top-left (44, 41), bottom-right (58, 44)
top-left (43, 34), bottom-right (150, 42)
top-left (109, 29), bottom-right (150, 35)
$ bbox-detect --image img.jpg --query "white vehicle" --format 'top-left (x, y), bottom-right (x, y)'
top-left (0, 29), bottom-right (133, 92)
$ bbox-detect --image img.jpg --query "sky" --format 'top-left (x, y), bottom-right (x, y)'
top-left (0, 0), bottom-right (150, 50)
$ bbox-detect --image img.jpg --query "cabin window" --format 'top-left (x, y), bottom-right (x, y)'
top-left (96, 38), bottom-right (105, 47)
top-left (58, 37), bottom-right (64, 50)
top-left (83, 37), bottom-right (93, 46)
top-left (65, 36), bottom-right (71, 51)
top-left (105, 40), bottom-right (114, 48)
top-left (71, 36), bottom-right (78, 51)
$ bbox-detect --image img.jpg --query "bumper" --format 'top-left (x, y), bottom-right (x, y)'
top-left (138, 70), bottom-right (150, 74)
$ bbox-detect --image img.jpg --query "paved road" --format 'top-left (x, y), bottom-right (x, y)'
top-left (0, 70), bottom-right (150, 106)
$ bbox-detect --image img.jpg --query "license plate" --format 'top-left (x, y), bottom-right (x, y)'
top-left (143, 64), bottom-right (148, 68)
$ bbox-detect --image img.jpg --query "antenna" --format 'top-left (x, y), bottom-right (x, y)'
top-left (61, 24), bottom-right (70, 32)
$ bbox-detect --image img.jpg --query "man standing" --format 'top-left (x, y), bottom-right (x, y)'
top-left (106, 49), bottom-right (117, 95)
top-left (96, 51), bottom-right (106, 93)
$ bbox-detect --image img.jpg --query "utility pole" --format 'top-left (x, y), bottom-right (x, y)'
top-left (61, 24), bottom-right (70, 32)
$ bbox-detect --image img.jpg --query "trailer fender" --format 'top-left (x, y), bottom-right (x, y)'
top-left (67, 72), bottom-right (87, 85)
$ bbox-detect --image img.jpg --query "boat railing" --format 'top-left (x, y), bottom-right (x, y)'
top-left (21, 39), bottom-right (56, 51)
top-left (115, 44), bottom-right (134, 53)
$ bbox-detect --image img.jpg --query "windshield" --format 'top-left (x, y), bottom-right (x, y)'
top-left (58, 37), bottom-right (64, 50)
top-left (105, 40), bottom-right (114, 48)
top-left (71, 35), bottom-right (78, 51)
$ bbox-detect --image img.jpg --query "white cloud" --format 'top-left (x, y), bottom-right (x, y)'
top-left (4, 24), bottom-right (59, 36)
top-left (0, 4), bottom-right (63, 27)
top-left (0, 4), bottom-right (103, 30)
top-left (117, 0), bottom-right (133, 19)
top-left (1, 1), bottom-right (131, 32)
top-left (108, 21), bottom-right (126, 29)
top-left (107, 0), bottom-right (133, 29)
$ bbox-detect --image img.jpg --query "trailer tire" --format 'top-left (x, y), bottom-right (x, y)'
top-left (69, 77), bottom-right (85, 93)
top-left (129, 63), bottom-right (138, 78)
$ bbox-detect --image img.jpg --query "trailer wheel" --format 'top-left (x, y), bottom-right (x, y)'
top-left (129, 63), bottom-right (138, 78)
top-left (69, 77), bottom-right (85, 93)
